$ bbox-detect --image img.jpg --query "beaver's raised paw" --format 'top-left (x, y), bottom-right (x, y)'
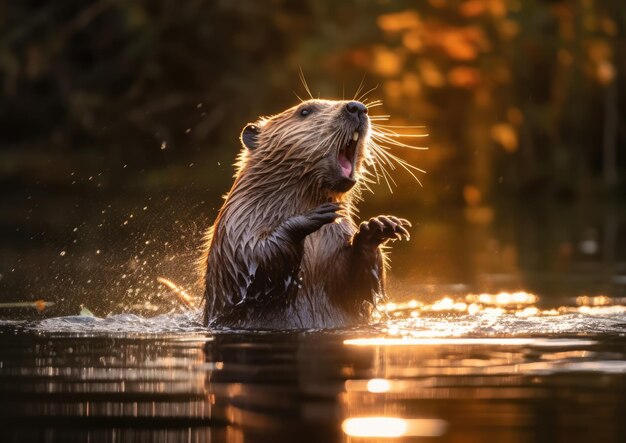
top-left (353, 215), bottom-right (411, 247)
top-left (283, 202), bottom-right (345, 240)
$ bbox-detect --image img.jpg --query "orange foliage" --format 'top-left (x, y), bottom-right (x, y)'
top-left (429, 0), bottom-right (447, 8)
top-left (601, 17), bottom-right (618, 36)
top-left (383, 80), bottom-right (403, 103)
top-left (498, 20), bottom-right (519, 40)
top-left (586, 39), bottom-right (615, 85)
top-left (464, 206), bottom-right (495, 224)
top-left (463, 185), bottom-right (482, 206)
top-left (418, 60), bottom-right (445, 87)
top-left (403, 30), bottom-right (423, 52)
top-left (597, 62), bottom-right (615, 85)
top-left (402, 73), bottom-right (422, 96)
top-left (372, 46), bottom-right (404, 77)
top-left (506, 107), bottom-right (523, 126)
top-left (423, 24), bottom-right (488, 61)
top-left (487, 0), bottom-right (507, 18)
top-left (448, 66), bottom-right (481, 88)
top-left (377, 10), bottom-right (421, 33)
top-left (459, 0), bottom-right (486, 18)
top-left (490, 123), bottom-right (518, 153)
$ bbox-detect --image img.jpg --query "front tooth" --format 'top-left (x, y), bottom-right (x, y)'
top-left (352, 131), bottom-right (359, 141)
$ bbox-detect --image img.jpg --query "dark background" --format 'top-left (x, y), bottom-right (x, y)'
top-left (1, 0), bottom-right (625, 317)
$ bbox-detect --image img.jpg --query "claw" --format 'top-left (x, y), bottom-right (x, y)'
top-left (396, 225), bottom-right (410, 239)
top-left (387, 216), bottom-right (403, 226)
top-left (378, 216), bottom-right (397, 230)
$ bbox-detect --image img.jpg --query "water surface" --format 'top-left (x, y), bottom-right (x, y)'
top-left (1, 296), bottom-right (625, 442)
top-left (1, 191), bottom-right (626, 442)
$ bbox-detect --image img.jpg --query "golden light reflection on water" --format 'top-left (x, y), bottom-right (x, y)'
top-left (344, 337), bottom-right (597, 347)
top-left (366, 378), bottom-right (391, 393)
top-left (342, 417), bottom-right (448, 438)
top-left (382, 291), bottom-right (626, 319)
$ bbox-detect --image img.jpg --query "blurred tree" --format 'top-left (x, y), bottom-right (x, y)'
top-left (0, 0), bottom-right (624, 202)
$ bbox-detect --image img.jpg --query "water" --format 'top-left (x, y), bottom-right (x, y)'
top-left (0, 296), bottom-right (625, 442)
top-left (1, 190), bottom-right (626, 441)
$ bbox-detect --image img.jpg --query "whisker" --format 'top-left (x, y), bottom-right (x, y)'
top-left (353, 73), bottom-right (367, 101)
top-left (359, 174), bottom-right (375, 193)
top-left (368, 157), bottom-right (382, 185)
top-left (380, 150), bottom-right (425, 186)
top-left (357, 84), bottom-right (379, 103)
top-left (368, 143), bottom-right (398, 191)
top-left (372, 125), bottom-right (429, 138)
top-left (363, 99), bottom-right (383, 106)
top-left (371, 123), bottom-right (427, 129)
top-left (374, 141), bottom-right (427, 174)
top-left (371, 132), bottom-right (429, 150)
top-left (298, 67), bottom-right (314, 100)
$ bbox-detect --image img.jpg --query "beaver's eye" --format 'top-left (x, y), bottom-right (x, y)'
top-left (300, 108), bottom-right (312, 117)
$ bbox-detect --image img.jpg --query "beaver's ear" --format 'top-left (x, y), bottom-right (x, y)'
top-left (240, 124), bottom-right (260, 150)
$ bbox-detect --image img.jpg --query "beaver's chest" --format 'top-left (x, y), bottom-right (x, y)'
top-left (298, 222), bottom-right (353, 289)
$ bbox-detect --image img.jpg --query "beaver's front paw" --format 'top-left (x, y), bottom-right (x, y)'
top-left (283, 203), bottom-right (345, 240)
top-left (353, 215), bottom-right (411, 249)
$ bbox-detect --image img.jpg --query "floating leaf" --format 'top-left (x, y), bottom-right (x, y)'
top-left (80, 305), bottom-right (95, 317)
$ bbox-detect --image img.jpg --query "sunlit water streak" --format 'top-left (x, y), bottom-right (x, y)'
top-left (17, 292), bottom-right (626, 338)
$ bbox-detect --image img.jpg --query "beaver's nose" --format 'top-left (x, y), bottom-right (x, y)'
top-left (346, 101), bottom-right (368, 115)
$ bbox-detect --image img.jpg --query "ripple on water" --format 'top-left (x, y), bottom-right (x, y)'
top-left (20, 295), bottom-right (626, 338)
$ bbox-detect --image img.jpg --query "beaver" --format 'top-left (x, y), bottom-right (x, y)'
top-left (202, 99), bottom-right (412, 329)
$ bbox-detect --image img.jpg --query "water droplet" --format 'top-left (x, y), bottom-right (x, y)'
top-left (59, 251), bottom-right (66, 257)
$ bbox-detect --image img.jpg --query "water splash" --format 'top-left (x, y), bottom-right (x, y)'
top-left (17, 291), bottom-right (626, 337)
top-left (31, 310), bottom-right (205, 334)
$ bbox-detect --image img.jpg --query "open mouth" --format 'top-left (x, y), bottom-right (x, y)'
top-left (338, 130), bottom-right (359, 178)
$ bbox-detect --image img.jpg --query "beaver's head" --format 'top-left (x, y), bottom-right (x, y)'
top-left (239, 99), bottom-right (370, 194)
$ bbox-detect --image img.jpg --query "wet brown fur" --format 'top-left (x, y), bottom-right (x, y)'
top-left (202, 99), bottom-right (402, 329)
